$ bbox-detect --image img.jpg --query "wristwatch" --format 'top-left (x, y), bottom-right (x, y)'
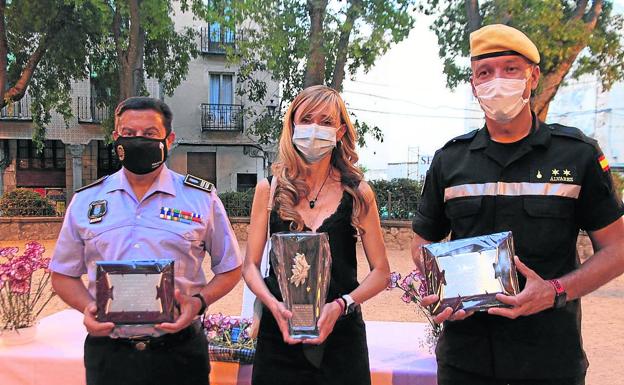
top-left (341, 294), bottom-right (357, 315)
top-left (549, 279), bottom-right (567, 309)
top-left (193, 293), bottom-right (208, 315)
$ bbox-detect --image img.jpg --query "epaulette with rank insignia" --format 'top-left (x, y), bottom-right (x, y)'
top-left (549, 124), bottom-right (589, 142)
top-left (75, 175), bottom-right (108, 193)
top-left (184, 174), bottom-right (214, 193)
top-left (549, 123), bottom-right (604, 159)
top-left (442, 129), bottom-right (479, 149)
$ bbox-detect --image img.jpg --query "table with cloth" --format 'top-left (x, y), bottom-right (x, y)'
top-left (0, 310), bottom-right (437, 385)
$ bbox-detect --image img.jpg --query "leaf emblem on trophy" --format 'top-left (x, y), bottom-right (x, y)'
top-left (289, 253), bottom-right (310, 287)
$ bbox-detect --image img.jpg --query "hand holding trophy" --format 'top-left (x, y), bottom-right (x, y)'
top-left (270, 232), bottom-right (332, 339)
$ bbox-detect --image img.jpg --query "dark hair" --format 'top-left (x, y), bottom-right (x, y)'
top-left (114, 97), bottom-right (173, 135)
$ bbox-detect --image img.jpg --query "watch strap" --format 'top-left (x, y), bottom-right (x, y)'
top-left (193, 293), bottom-right (207, 315)
top-left (549, 279), bottom-right (564, 294)
top-left (548, 279), bottom-right (566, 309)
top-left (341, 294), bottom-right (356, 315)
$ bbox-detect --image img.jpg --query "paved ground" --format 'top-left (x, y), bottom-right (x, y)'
top-left (3, 239), bottom-right (623, 384)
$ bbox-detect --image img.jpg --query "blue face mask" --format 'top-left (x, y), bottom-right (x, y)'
top-left (292, 124), bottom-right (337, 163)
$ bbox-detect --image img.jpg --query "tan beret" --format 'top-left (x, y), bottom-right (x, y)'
top-left (470, 24), bottom-right (540, 64)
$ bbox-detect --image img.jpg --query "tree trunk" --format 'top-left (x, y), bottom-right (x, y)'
top-left (112, 3), bottom-right (127, 102)
top-left (0, 0), bottom-right (7, 102)
top-left (465, 0), bottom-right (482, 33)
top-left (331, 0), bottom-right (363, 91)
top-left (4, 42), bottom-right (48, 103)
top-left (114, 0), bottom-right (146, 101)
top-left (531, 47), bottom-right (584, 121)
top-left (0, 1), bottom-right (62, 108)
top-left (119, 64), bottom-right (133, 101)
top-left (532, 0), bottom-right (602, 120)
top-left (127, 0), bottom-right (144, 97)
top-left (536, 102), bottom-right (550, 122)
top-left (304, 0), bottom-right (328, 88)
top-left (132, 27), bottom-right (146, 96)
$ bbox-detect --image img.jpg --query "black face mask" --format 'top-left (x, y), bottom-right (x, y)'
top-left (114, 136), bottom-right (168, 175)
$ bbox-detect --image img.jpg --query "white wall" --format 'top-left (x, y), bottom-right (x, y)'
top-left (387, 158), bottom-right (432, 182)
top-left (548, 74), bottom-right (624, 167)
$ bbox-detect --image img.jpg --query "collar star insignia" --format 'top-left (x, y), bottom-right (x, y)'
top-left (563, 169), bottom-right (571, 176)
top-left (552, 169), bottom-right (560, 176)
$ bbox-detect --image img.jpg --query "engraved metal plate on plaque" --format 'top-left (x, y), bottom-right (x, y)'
top-left (422, 231), bottom-right (519, 315)
top-left (270, 232), bottom-right (332, 339)
top-left (96, 260), bottom-right (175, 324)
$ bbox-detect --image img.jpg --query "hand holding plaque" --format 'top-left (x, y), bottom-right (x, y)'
top-left (421, 231), bottom-right (519, 315)
top-left (95, 260), bottom-right (175, 336)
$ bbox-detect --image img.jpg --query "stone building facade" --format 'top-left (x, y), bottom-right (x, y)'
top-left (0, 8), bottom-right (278, 210)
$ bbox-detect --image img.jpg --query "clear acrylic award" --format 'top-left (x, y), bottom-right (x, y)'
top-left (270, 232), bottom-right (332, 339)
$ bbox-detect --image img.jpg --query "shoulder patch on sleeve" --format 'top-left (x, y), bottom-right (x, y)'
top-left (75, 175), bottom-right (108, 193)
top-left (184, 174), bottom-right (214, 193)
top-left (442, 129), bottom-right (479, 149)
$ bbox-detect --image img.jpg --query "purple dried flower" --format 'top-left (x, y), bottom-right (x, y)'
top-left (387, 272), bottom-right (401, 290)
top-left (10, 279), bottom-right (30, 294)
top-left (400, 274), bottom-right (413, 291)
top-left (9, 259), bottom-right (35, 281)
top-left (0, 247), bottom-right (19, 259)
top-left (24, 242), bottom-right (45, 256)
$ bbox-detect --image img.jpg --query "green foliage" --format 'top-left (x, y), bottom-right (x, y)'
top-left (0, 189), bottom-right (57, 217)
top-left (6, 0), bottom-right (106, 152)
top-left (213, 0), bottom-right (417, 146)
top-left (11, 0), bottom-right (209, 146)
top-left (217, 178), bottom-right (426, 220)
top-left (422, 0), bottom-right (624, 93)
top-left (12, 0), bottom-right (411, 149)
top-left (369, 178), bottom-right (422, 220)
top-left (218, 189), bottom-right (255, 217)
top-left (83, 0), bottom-right (202, 139)
top-left (565, 2), bottom-right (624, 89)
top-left (246, 112), bottom-right (282, 145)
top-left (353, 116), bottom-right (383, 148)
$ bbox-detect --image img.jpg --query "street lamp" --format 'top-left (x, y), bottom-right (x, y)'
top-left (267, 99), bottom-right (277, 116)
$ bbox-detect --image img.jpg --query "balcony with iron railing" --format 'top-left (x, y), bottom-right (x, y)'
top-left (77, 96), bottom-right (109, 123)
top-left (1, 96), bottom-right (32, 120)
top-left (201, 103), bottom-right (243, 132)
top-left (200, 26), bottom-right (238, 54)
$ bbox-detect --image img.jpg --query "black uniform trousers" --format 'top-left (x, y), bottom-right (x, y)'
top-left (84, 322), bottom-right (209, 385)
top-left (438, 362), bottom-right (585, 385)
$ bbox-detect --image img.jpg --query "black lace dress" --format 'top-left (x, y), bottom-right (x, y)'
top-left (251, 188), bottom-right (371, 385)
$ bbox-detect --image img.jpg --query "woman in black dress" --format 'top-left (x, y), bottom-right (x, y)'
top-left (243, 85), bottom-right (390, 385)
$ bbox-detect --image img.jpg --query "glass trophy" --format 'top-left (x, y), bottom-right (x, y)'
top-left (270, 232), bottom-right (332, 339)
top-left (422, 231), bottom-right (519, 315)
top-left (96, 259), bottom-right (175, 337)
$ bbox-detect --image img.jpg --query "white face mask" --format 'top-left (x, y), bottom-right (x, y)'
top-left (475, 77), bottom-right (530, 123)
top-left (292, 123), bottom-right (337, 163)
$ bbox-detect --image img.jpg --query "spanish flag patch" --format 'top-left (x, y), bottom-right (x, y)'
top-left (598, 155), bottom-right (610, 172)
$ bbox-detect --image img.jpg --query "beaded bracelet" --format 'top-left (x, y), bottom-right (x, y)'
top-left (333, 298), bottom-right (345, 314)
